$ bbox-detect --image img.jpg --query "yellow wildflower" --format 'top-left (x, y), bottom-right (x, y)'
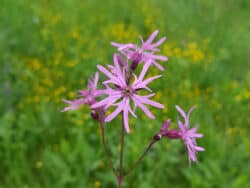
top-left (76, 119), bottom-right (83, 126)
top-left (43, 78), bottom-right (53, 87)
top-left (95, 180), bottom-right (101, 188)
top-left (188, 42), bottom-right (198, 50)
top-left (33, 96), bottom-right (40, 103)
top-left (192, 50), bottom-right (204, 63)
top-left (235, 95), bottom-right (242, 102)
top-left (243, 90), bottom-right (250, 99)
top-left (173, 47), bottom-right (181, 57)
top-left (66, 60), bottom-right (78, 67)
top-left (68, 92), bottom-right (76, 98)
top-left (35, 161), bottom-right (43, 169)
top-left (30, 59), bottom-right (42, 70)
top-left (163, 44), bottom-right (173, 57)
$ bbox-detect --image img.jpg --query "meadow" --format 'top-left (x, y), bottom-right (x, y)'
top-left (0, 0), bottom-right (250, 187)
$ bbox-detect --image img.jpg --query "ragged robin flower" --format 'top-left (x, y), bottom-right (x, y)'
top-left (91, 54), bottom-right (164, 133)
top-left (158, 105), bottom-right (204, 164)
top-left (61, 72), bottom-right (104, 112)
top-left (111, 30), bottom-right (168, 71)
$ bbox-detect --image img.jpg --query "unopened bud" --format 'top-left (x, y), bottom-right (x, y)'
top-left (160, 119), bottom-right (171, 132)
top-left (91, 110), bottom-right (99, 121)
top-left (117, 54), bottom-right (127, 67)
top-left (153, 134), bottom-right (162, 141)
top-left (130, 52), bottom-right (142, 71)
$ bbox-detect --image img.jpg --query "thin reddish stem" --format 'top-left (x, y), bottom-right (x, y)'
top-left (117, 114), bottom-right (125, 187)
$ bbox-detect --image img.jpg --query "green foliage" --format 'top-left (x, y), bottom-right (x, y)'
top-left (0, 0), bottom-right (249, 187)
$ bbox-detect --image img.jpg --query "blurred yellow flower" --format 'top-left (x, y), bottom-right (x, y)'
top-left (235, 95), bottom-right (242, 102)
top-left (105, 23), bottom-right (138, 41)
top-left (54, 86), bottom-right (66, 97)
top-left (163, 44), bottom-right (173, 57)
top-left (35, 161), bottom-right (43, 169)
top-left (29, 59), bottom-right (42, 70)
top-left (66, 60), bottom-right (78, 67)
top-left (173, 47), bottom-right (181, 57)
top-left (192, 50), bottom-right (204, 63)
top-left (95, 181), bottom-right (101, 188)
top-left (76, 119), bottom-right (83, 126)
top-left (43, 78), bottom-right (53, 87)
top-left (68, 92), bottom-right (76, 98)
top-left (33, 96), bottom-right (40, 103)
top-left (144, 16), bottom-right (153, 28)
top-left (188, 42), bottom-right (198, 50)
top-left (243, 90), bottom-right (250, 99)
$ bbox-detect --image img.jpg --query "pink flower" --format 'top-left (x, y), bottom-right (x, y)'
top-left (61, 98), bottom-right (86, 112)
top-left (111, 30), bottom-right (168, 71)
top-left (61, 72), bottom-right (104, 112)
top-left (91, 54), bottom-right (164, 133)
top-left (158, 106), bottom-right (204, 164)
top-left (176, 105), bottom-right (204, 164)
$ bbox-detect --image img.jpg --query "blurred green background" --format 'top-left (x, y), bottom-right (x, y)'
top-left (0, 0), bottom-right (250, 187)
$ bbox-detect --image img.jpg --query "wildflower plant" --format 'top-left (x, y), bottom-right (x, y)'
top-left (62, 30), bottom-right (204, 187)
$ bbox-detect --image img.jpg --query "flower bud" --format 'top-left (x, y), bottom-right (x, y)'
top-left (91, 110), bottom-right (99, 121)
top-left (130, 52), bottom-right (142, 71)
top-left (153, 134), bottom-right (162, 141)
top-left (160, 119), bottom-right (171, 133)
top-left (117, 54), bottom-right (127, 67)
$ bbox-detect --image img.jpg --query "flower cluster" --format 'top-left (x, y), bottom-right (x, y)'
top-left (62, 30), bottom-right (167, 132)
top-left (62, 30), bottom-right (204, 164)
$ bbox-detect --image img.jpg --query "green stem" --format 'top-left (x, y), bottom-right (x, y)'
top-left (117, 114), bottom-right (125, 187)
top-left (99, 112), bottom-right (118, 176)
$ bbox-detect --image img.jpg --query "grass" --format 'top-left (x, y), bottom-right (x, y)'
top-left (0, 0), bottom-right (250, 187)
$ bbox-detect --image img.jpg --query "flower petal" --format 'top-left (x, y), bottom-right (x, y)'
top-left (151, 37), bottom-right (166, 48)
top-left (176, 105), bottom-right (186, 120)
top-left (91, 94), bottom-right (121, 109)
top-left (133, 75), bottom-right (162, 89)
top-left (144, 30), bottom-right (159, 46)
top-left (137, 61), bottom-right (151, 82)
top-left (134, 94), bottom-right (164, 109)
top-left (105, 100), bottom-right (125, 122)
top-left (132, 97), bottom-right (155, 119)
top-left (123, 98), bottom-right (130, 133)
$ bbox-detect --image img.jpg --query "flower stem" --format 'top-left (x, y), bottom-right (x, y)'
top-left (124, 138), bottom-right (157, 178)
top-left (117, 175), bottom-right (123, 188)
top-left (99, 112), bottom-right (118, 176)
top-left (117, 114), bottom-right (125, 187)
